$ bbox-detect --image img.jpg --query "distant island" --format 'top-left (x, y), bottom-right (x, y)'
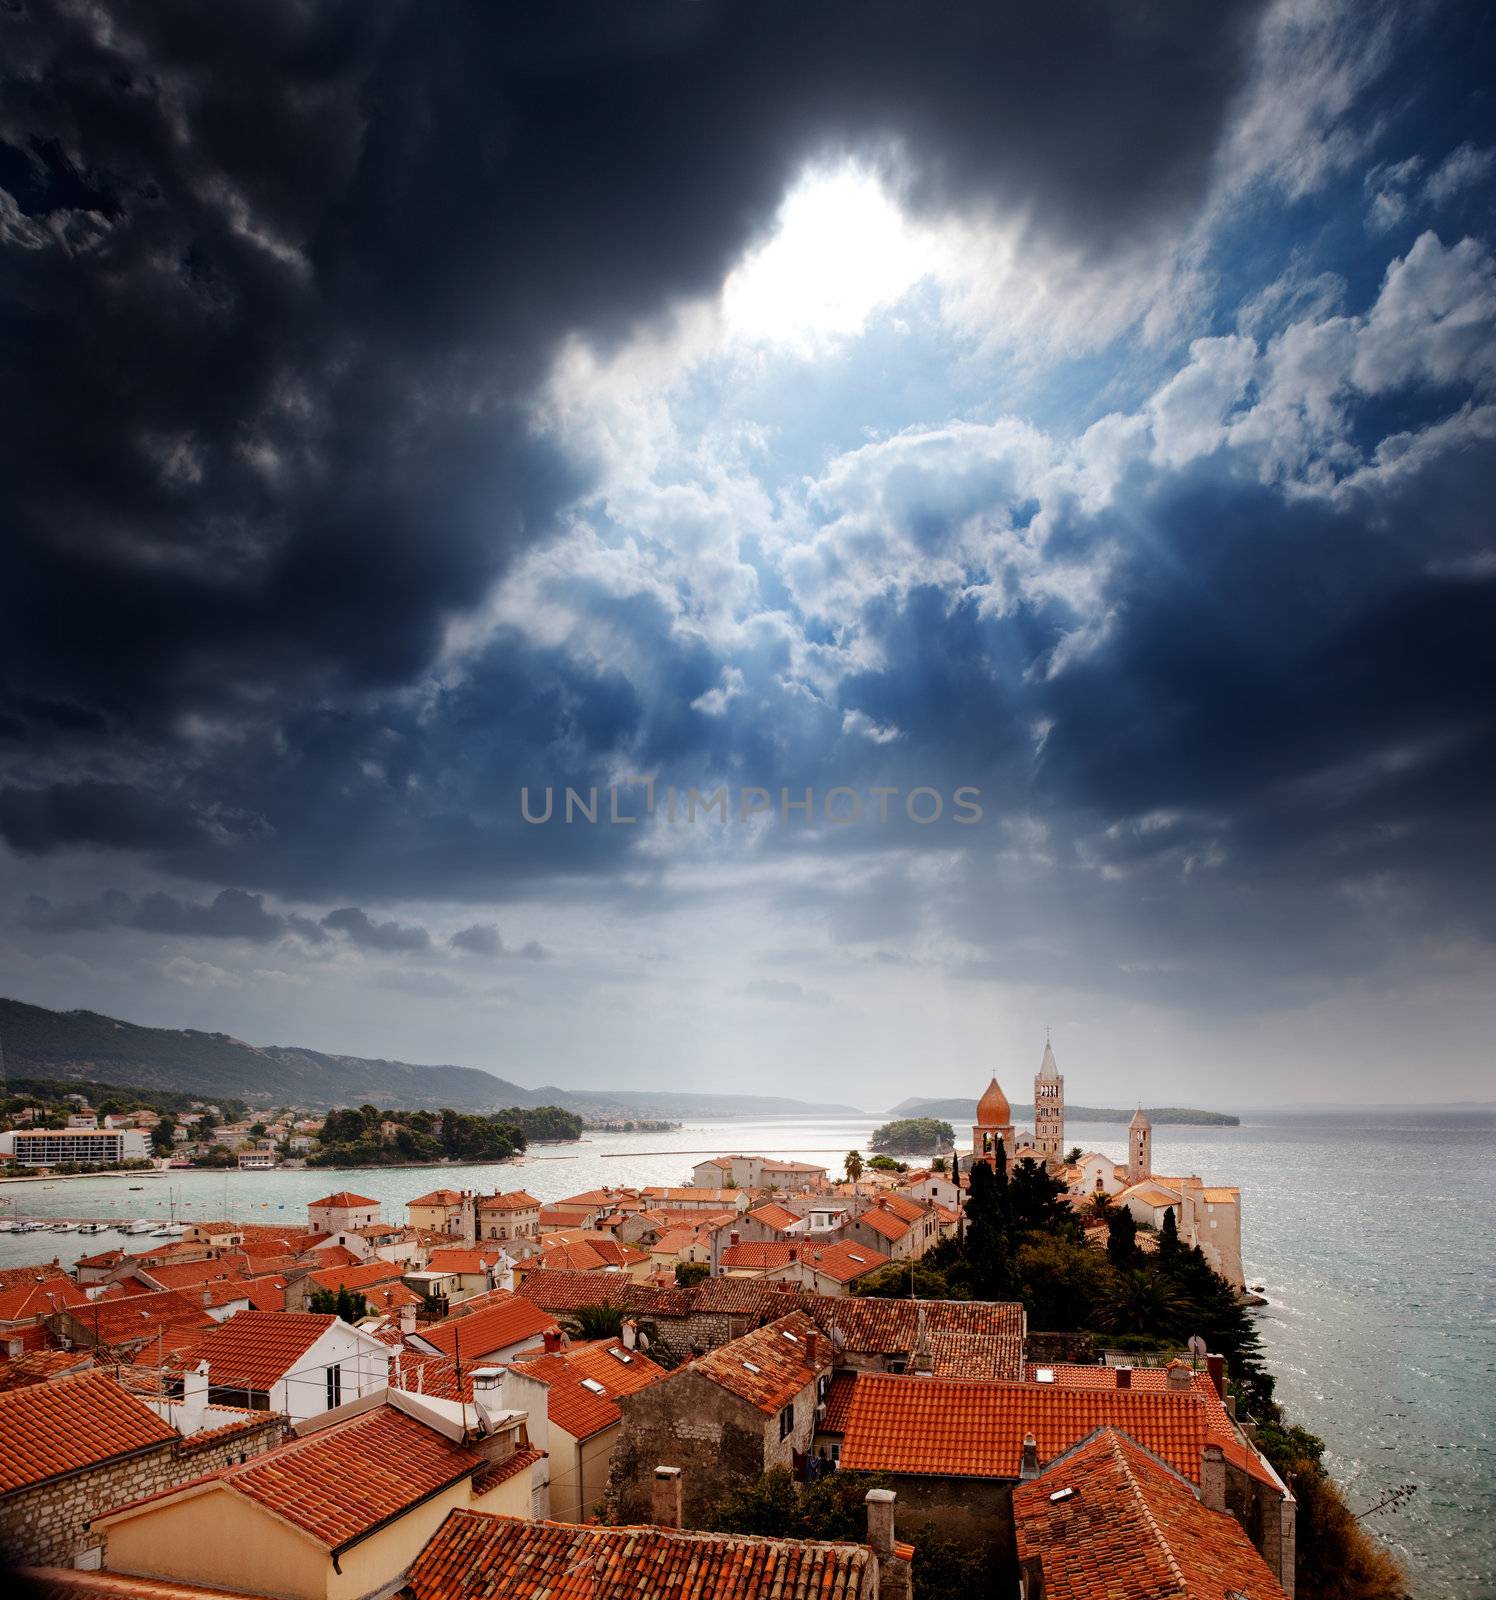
top-left (0, 996), bottom-right (863, 1120)
top-left (885, 1095), bottom-right (1239, 1126)
top-left (310, 1103), bottom-right (583, 1166)
top-left (871, 1116), bottom-right (957, 1153)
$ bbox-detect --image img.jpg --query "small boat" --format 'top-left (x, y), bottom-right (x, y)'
top-left (53, 1221), bottom-right (77, 1232)
top-left (126, 1220), bottom-right (155, 1235)
top-left (78, 1222), bottom-right (106, 1234)
top-left (128, 1185), bottom-right (144, 1191)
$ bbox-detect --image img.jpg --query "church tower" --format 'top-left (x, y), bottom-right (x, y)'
top-left (973, 1076), bottom-right (1015, 1174)
top-left (1033, 1039), bottom-right (1065, 1164)
top-left (1128, 1106), bottom-right (1152, 1183)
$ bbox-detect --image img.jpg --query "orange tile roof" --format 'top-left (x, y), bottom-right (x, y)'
top-left (873, 1194), bottom-right (927, 1224)
top-left (746, 1203), bottom-right (802, 1232)
top-left (514, 1270), bottom-right (694, 1317)
top-left (928, 1329), bottom-right (1022, 1380)
top-left (100, 1404), bottom-right (482, 1553)
top-left (425, 1248), bottom-right (501, 1275)
top-left (306, 1259), bottom-right (404, 1294)
top-left (691, 1312), bottom-right (826, 1415)
top-left (0, 1262), bottom-right (73, 1290)
top-left (1013, 1427), bottom-right (1289, 1600)
top-left (409, 1189), bottom-right (466, 1208)
top-left (648, 1228), bottom-right (701, 1256)
top-left (0, 1273), bottom-right (91, 1321)
top-left (21, 1568), bottom-right (249, 1600)
top-left (810, 1296), bottom-right (1025, 1369)
top-left (510, 1340), bottom-right (668, 1441)
top-left (308, 1191), bottom-right (380, 1208)
top-left (854, 1206), bottom-right (913, 1242)
top-left (0, 1371), bottom-right (177, 1493)
top-left (720, 1241), bottom-right (801, 1270)
top-left (75, 1289), bottom-right (216, 1354)
top-left (478, 1190), bottom-right (540, 1212)
top-left (407, 1508), bottom-right (875, 1600)
top-left (838, 1376), bottom-right (1235, 1485)
top-left (820, 1370), bottom-right (859, 1434)
top-left (168, 1310), bottom-right (334, 1392)
top-left (309, 1242), bottom-right (361, 1268)
top-left (0, 1349), bottom-right (94, 1391)
top-left (1025, 1363), bottom-right (1232, 1427)
top-left (416, 1294), bottom-right (558, 1360)
top-left (799, 1241), bottom-right (890, 1283)
top-left (642, 1185), bottom-right (736, 1203)
top-left (527, 1240), bottom-right (611, 1273)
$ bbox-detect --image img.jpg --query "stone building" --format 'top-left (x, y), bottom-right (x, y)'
top-left (0, 1370), bottom-right (286, 1568)
top-left (604, 1312), bottom-right (831, 1525)
top-left (1032, 1040), bottom-right (1065, 1164)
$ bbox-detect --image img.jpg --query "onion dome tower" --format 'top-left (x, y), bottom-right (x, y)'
top-left (973, 1075), bottom-right (1015, 1173)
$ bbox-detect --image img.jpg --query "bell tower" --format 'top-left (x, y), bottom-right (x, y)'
top-left (1128, 1106), bottom-right (1152, 1183)
top-left (1033, 1038), bottom-right (1065, 1164)
top-left (973, 1076), bottom-right (1015, 1173)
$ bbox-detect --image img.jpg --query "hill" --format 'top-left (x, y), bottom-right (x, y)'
top-left (883, 1095), bottom-right (1239, 1126)
top-left (0, 997), bottom-right (862, 1118)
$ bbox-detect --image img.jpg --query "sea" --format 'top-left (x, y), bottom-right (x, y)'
top-left (3, 1109), bottom-right (1492, 1598)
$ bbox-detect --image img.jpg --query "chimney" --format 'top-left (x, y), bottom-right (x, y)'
top-left (652, 1466), bottom-right (683, 1528)
top-left (729, 1230), bottom-right (740, 1247)
top-left (399, 1302), bottom-right (417, 1336)
top-left (1166, 1360), bottom-right (1190, 1393)
top-left (789, 1246), bottom-right (798, 1262)
top-left (178, 1360), bottom-right (209, 1436)
top-left (1205, 1352), bottom-right (1225, 1399)
top-left (1020, 1433), bottom-right (1040, 1480)
top-left (621, 1317), bottom-right (638, 1351)
top-left (542, 1328), bottom-right (562, 1355)
top-left (1200, 1442), bottom-right (1227, 1513)
top-left (1115, 1365), bottom-right (1132, 1390)
top-left (805, 1330), bottom-right (817, 1368)
top-left (864, 1488), bottom-right (895, 1558)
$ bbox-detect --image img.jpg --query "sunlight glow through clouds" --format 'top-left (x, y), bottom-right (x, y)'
top-left (721, 164), bottom-right (938, 348)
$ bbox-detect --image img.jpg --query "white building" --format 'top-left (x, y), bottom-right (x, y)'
top-left (0, 1128), bottom-right (147, 1166)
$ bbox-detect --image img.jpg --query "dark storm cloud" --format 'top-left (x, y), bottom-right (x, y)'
top-left (321, 906), bottom-right (430, 953)
top-left (1, 0), bottom-right (1268, 768)
top-left (18, 885), bottom-right (326, 942)
top-left (451, 923), bottom-right (502, 957)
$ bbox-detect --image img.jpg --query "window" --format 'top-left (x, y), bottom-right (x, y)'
top-left (325, 1363), bottom-right (342, 1410)
top-left (778, 1401), bottom-right (795, 1441)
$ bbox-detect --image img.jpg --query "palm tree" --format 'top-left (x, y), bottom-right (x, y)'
top-left (1105, 1269), bottom-right (1189, 1338)
top-left (564, 1301), bottom-right (625, 1340)
top-left (844, 1149), bottom-right (864, 1189)
top-left (1086, 1190), bottom-right (1113, 1227)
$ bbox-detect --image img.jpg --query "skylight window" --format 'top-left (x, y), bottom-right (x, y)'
top-left (781, 1330), bottom-right (799, 1343)
top-left (742, 1360), bottom-right (762, 1374)
top-left (580, 1377), bottom-right (607, 1395)
top-left (1036, 1368), bottom-right (1055, 1383)
top-left (1049, 1487), bottom-right (1075, 1503)
top-left (607, 1347), bottom-right (633, 1364)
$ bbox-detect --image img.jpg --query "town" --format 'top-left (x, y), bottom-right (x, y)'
top-left (0, 1047), bottom-right (1322, 1600)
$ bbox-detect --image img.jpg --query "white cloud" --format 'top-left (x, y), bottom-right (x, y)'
top-left (691, 666), bottom-right (746, 715)
top-left (1425, 143), bottom-right (1496, 206)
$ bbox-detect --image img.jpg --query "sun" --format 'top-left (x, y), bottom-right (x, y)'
top-left (721, 162), bottom-right (936, 350)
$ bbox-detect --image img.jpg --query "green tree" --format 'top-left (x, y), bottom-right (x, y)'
top-left (150, 1116), bottom-right (178, 1155)
top-left (963, 1157), bottom-right (1015, 1300)
top-left (1008, 1156), bottom-right (1072, 1234)
top-left (703, 1466), bottom-right (887, 1543)
top-left (1105, 1268), bottom-right (1188, 1337)
top-left (565, 1301), bottom-right (625, 1340)
top-left (1016, 1236), bottom-right (1116, 1332)
top-left (1105, 1204), bottom-right (1139, 1269)
top-left (844, 1149), bottom-right (864, 1186)
top-left (674, 1261), bottom-right (709, 1288)
top-left (1158, 1204), bottom-right (1180, 1263)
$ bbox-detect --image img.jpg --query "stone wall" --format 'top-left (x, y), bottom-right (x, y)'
top-left (878, 1474), bottom-right (1013, 1570)
top-left (603, 1370), bottom-right (816, 1527)
top-left (0, 1415), bottom-right (287, 1568)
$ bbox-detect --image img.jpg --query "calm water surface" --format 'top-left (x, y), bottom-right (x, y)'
top-left (4, 1110), bottom-right (1491, 1598)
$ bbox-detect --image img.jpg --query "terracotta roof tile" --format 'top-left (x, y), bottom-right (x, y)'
top-left (745, 1203), bottom-right (802, 1232)
top-left (73, 1289), bottom-right (216, 1355)
top-left (0, 1274), bottom-right (91, 1321)
top-left (510, 1341), bottom-right (668, 1440)
top-left (99, 1404), bottom-right (481, 1552)
top-left (166, 1310), bottom-right (334, 1392)
top-left (22, 1567), bottom-right (249, 1600)
top-left (514, 1270), bottom-right (693, 1317)
top-left (478, 1190), bottom-right (540, 1212)
top-left (692, 1312), bottom-right (827, 1415)
top-left (1013, 1426), bottom-right (1288, 1599)
top-left (425, 1248), bottom-right (501, 1275)
top-left (407, 1508), bottom-right (875, 1600)
top-left (308, 1191), bottom-right (380, 1208)
top-left (306, 1259), bottom-right (404, 1294)
top-left (819, 1370), bottom-right (858, 1434)
top-left (416, 1293), bottom-right (558, 1360)
top-left (0, 1371), bottom-right (176, 1493)
top-left (409, 1190), bottom-right (466, 1208)
top-left (838, 1375), bottom-right (1235, 1485)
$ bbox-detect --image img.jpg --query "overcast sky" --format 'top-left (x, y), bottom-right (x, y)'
top-left (3, 1), bottom-right (1494, 1109)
